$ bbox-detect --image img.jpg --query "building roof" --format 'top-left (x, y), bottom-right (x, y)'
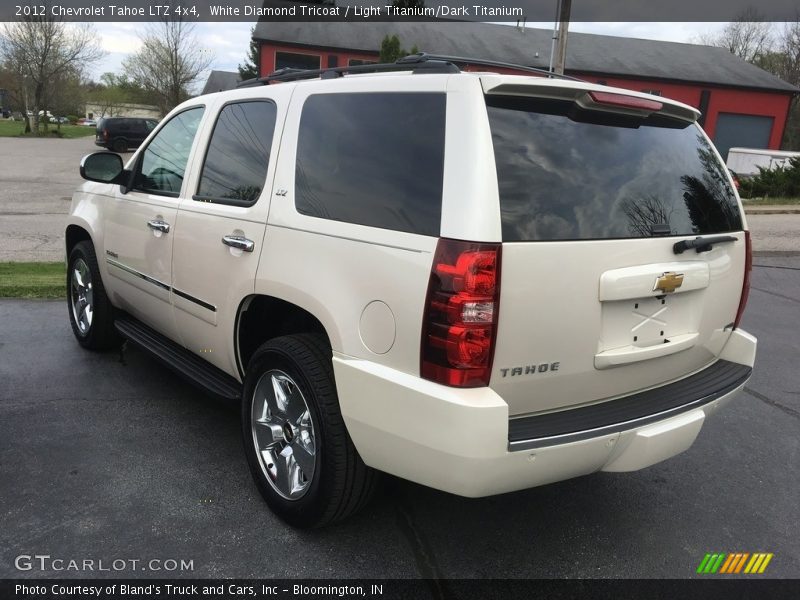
top-left (201, 70), bottom-right (241, 94)
top-left (253, 21), bottom-right (798, 93)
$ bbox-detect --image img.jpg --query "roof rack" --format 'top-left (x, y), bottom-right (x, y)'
top-left (237, 55), bottom-right (459, 87)
top-left (407, 53), bottom-right (585, 82)
top-left (236, 52), bottom-right (583, 88)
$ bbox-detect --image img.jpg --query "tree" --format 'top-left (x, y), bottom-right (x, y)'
top-left (696, 9), bottom-right (773, 64)
top-left (88, 72), bottom-right (159, 117)
top-left (123, 19), bottom-right (214, 115)
top-left (379, 35), bottom-right (420, 63)
top-left (238, 27), bottom-right (259, 81)
top-left (0, 18), bottom-right (103, 134)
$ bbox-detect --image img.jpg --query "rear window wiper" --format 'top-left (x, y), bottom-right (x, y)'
top-left (673, 235), bottom-right (738, 254)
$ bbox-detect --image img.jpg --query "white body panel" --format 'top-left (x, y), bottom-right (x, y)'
top-left (103, 188), bottom-right (181, 339)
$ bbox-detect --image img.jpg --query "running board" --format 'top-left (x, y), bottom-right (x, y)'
top-left (114, 314), bottom-right (242, 401)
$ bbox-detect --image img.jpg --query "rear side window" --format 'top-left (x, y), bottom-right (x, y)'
top-left (195, 101), bottom-right (277, 206)
top-left (487, 96), bottom-right (743, 241)
top-left (295, 92), bottom-right (446, 237)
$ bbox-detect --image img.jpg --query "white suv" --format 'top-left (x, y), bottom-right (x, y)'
top-left (66, 56), bottom-right (757, 528)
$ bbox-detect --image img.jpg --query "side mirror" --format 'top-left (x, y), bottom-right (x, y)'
top-left (80, 152), bottom-right (126, 185)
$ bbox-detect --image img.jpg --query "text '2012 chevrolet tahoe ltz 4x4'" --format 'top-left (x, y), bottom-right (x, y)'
top-left (65, 55), bottom-right (756, 528)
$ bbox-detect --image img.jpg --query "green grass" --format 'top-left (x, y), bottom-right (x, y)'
top-left (740, 196), bottom-right (800, 205)
top-left (0, 262), bottom-right (66, 298)
top-left (0, 119), bottom-right (96, 138)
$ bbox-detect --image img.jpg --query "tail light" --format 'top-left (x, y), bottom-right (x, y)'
top-left (421, 238), bottom-right (501, 387)
top-left (588, 91), bottom-right (663, 112)
top-left (733, 230), bottom-right (752, 329)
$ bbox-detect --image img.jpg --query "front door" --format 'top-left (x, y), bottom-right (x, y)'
top-left (103, 106), bottom-right (205, 340)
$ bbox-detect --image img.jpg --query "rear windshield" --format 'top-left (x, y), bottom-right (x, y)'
top-left (486, 96), bottom-right (743, 242)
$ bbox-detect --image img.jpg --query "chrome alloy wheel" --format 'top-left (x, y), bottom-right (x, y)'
top-left (251, 370), bottom-right (317, 500)
top-left (70, 258), bottom-right (94, 336)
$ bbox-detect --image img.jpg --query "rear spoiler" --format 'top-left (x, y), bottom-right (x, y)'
top-left (480, 76), bottom-right (700, 123)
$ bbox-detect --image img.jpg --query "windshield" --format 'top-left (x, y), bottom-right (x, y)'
top-left (486, 95), bottom-right (743, 242)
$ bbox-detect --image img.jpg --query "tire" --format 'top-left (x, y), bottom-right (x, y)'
top-left (241, 334), bottom-right (379, 528)
top-left (67, 240), bottom-right (121, 351)
top-left (112, 138), bottom-right (128, 153)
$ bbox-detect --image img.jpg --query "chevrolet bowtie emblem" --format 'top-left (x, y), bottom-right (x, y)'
top-left (654, 271), bottom-right (685, 294)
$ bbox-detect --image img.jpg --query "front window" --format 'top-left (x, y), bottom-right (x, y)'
top-left (132, 107), bottom-right (204, 197)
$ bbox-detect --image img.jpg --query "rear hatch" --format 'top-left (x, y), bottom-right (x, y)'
top-left (483, 81), bottom-right (748, 417)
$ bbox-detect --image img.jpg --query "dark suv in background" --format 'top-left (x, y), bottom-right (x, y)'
top-left (95, 117), bottom-right (158, 153)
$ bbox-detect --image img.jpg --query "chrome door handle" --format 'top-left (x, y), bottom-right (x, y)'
top-left (147, 219), bottom-right (170, 233)
top-left (222, 235), bottom-right (254, 252)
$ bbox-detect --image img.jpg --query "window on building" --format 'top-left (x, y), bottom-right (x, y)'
top-left (132, 107), bottom-right (204, 197)
top-left (327, 55), bottom-right (338, 68)
top-left (295, 92), bottom-right (446, 236)
top-left (195, 101), bottom-right (277, 206)
top-left (641, 89), bottom-right (663, 96)
top-left (275, 51), bottom-right (320, 71)
top-left (348, 59), bottom-right (378, 67)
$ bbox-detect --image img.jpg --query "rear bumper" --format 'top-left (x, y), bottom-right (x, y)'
top-left (334, 329), bottom-right (756, 497)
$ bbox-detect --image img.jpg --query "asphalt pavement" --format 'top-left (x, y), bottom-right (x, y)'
top-left (0, 256), bottom-right (798, 580)
top-left (0, 136), bottom-right (97, 262)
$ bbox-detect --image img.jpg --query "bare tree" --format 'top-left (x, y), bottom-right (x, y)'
top-left (774, 19), bottom-right (800, 86)
top-left (695, 8), bottom-right (773, 63)
top-left (123, 19), bottom-right (214, 115)
top-left (0, 18), bottom-right (103, 134)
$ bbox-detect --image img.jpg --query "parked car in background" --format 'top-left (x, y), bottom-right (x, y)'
top-left (94, 117), bottom-right (158, 152)
top-left (82, 119), bottom-right (97, 127)
top-left (49, 116), bottom-right (69, 124)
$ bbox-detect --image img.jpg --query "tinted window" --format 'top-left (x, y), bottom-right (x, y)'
top-left (133, 107), bottom-right (204, 197)
top-left (195, 101), bottom-right (276, 206)
top-left (487, 96), bottom-right (743, 241)
top-left (295, 93), bottom-right (445, 236)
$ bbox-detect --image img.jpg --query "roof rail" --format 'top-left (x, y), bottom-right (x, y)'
top-left (405, 53), bottom-right (584, 82)
top-left (235, 52), bottom-right (583, 88)
top-left (237, 55), bottom-right (459, 87)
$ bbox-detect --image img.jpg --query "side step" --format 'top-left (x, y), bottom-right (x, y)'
top-left (114, 314), bottom-right (242, 401)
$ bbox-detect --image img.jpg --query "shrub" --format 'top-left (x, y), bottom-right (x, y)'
top-left (740, 156), bottom-right (800, 199)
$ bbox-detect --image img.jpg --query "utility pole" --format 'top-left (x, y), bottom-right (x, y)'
top-left (22, 74), bottom-right (31, 133)
top-left (553, 0), bottom-right (572, 75)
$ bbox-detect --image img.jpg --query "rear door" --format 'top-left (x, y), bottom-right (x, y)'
top-left (171, 89), bottom-right (288, 377)
top-left (483, 87), bottom-right (747, 417)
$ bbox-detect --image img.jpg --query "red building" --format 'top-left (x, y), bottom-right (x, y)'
top-left (250, 21), bottom-right (798, 160)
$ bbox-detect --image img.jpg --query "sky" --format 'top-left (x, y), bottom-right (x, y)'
top-left (90, 21), bottom-right (728, 87)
